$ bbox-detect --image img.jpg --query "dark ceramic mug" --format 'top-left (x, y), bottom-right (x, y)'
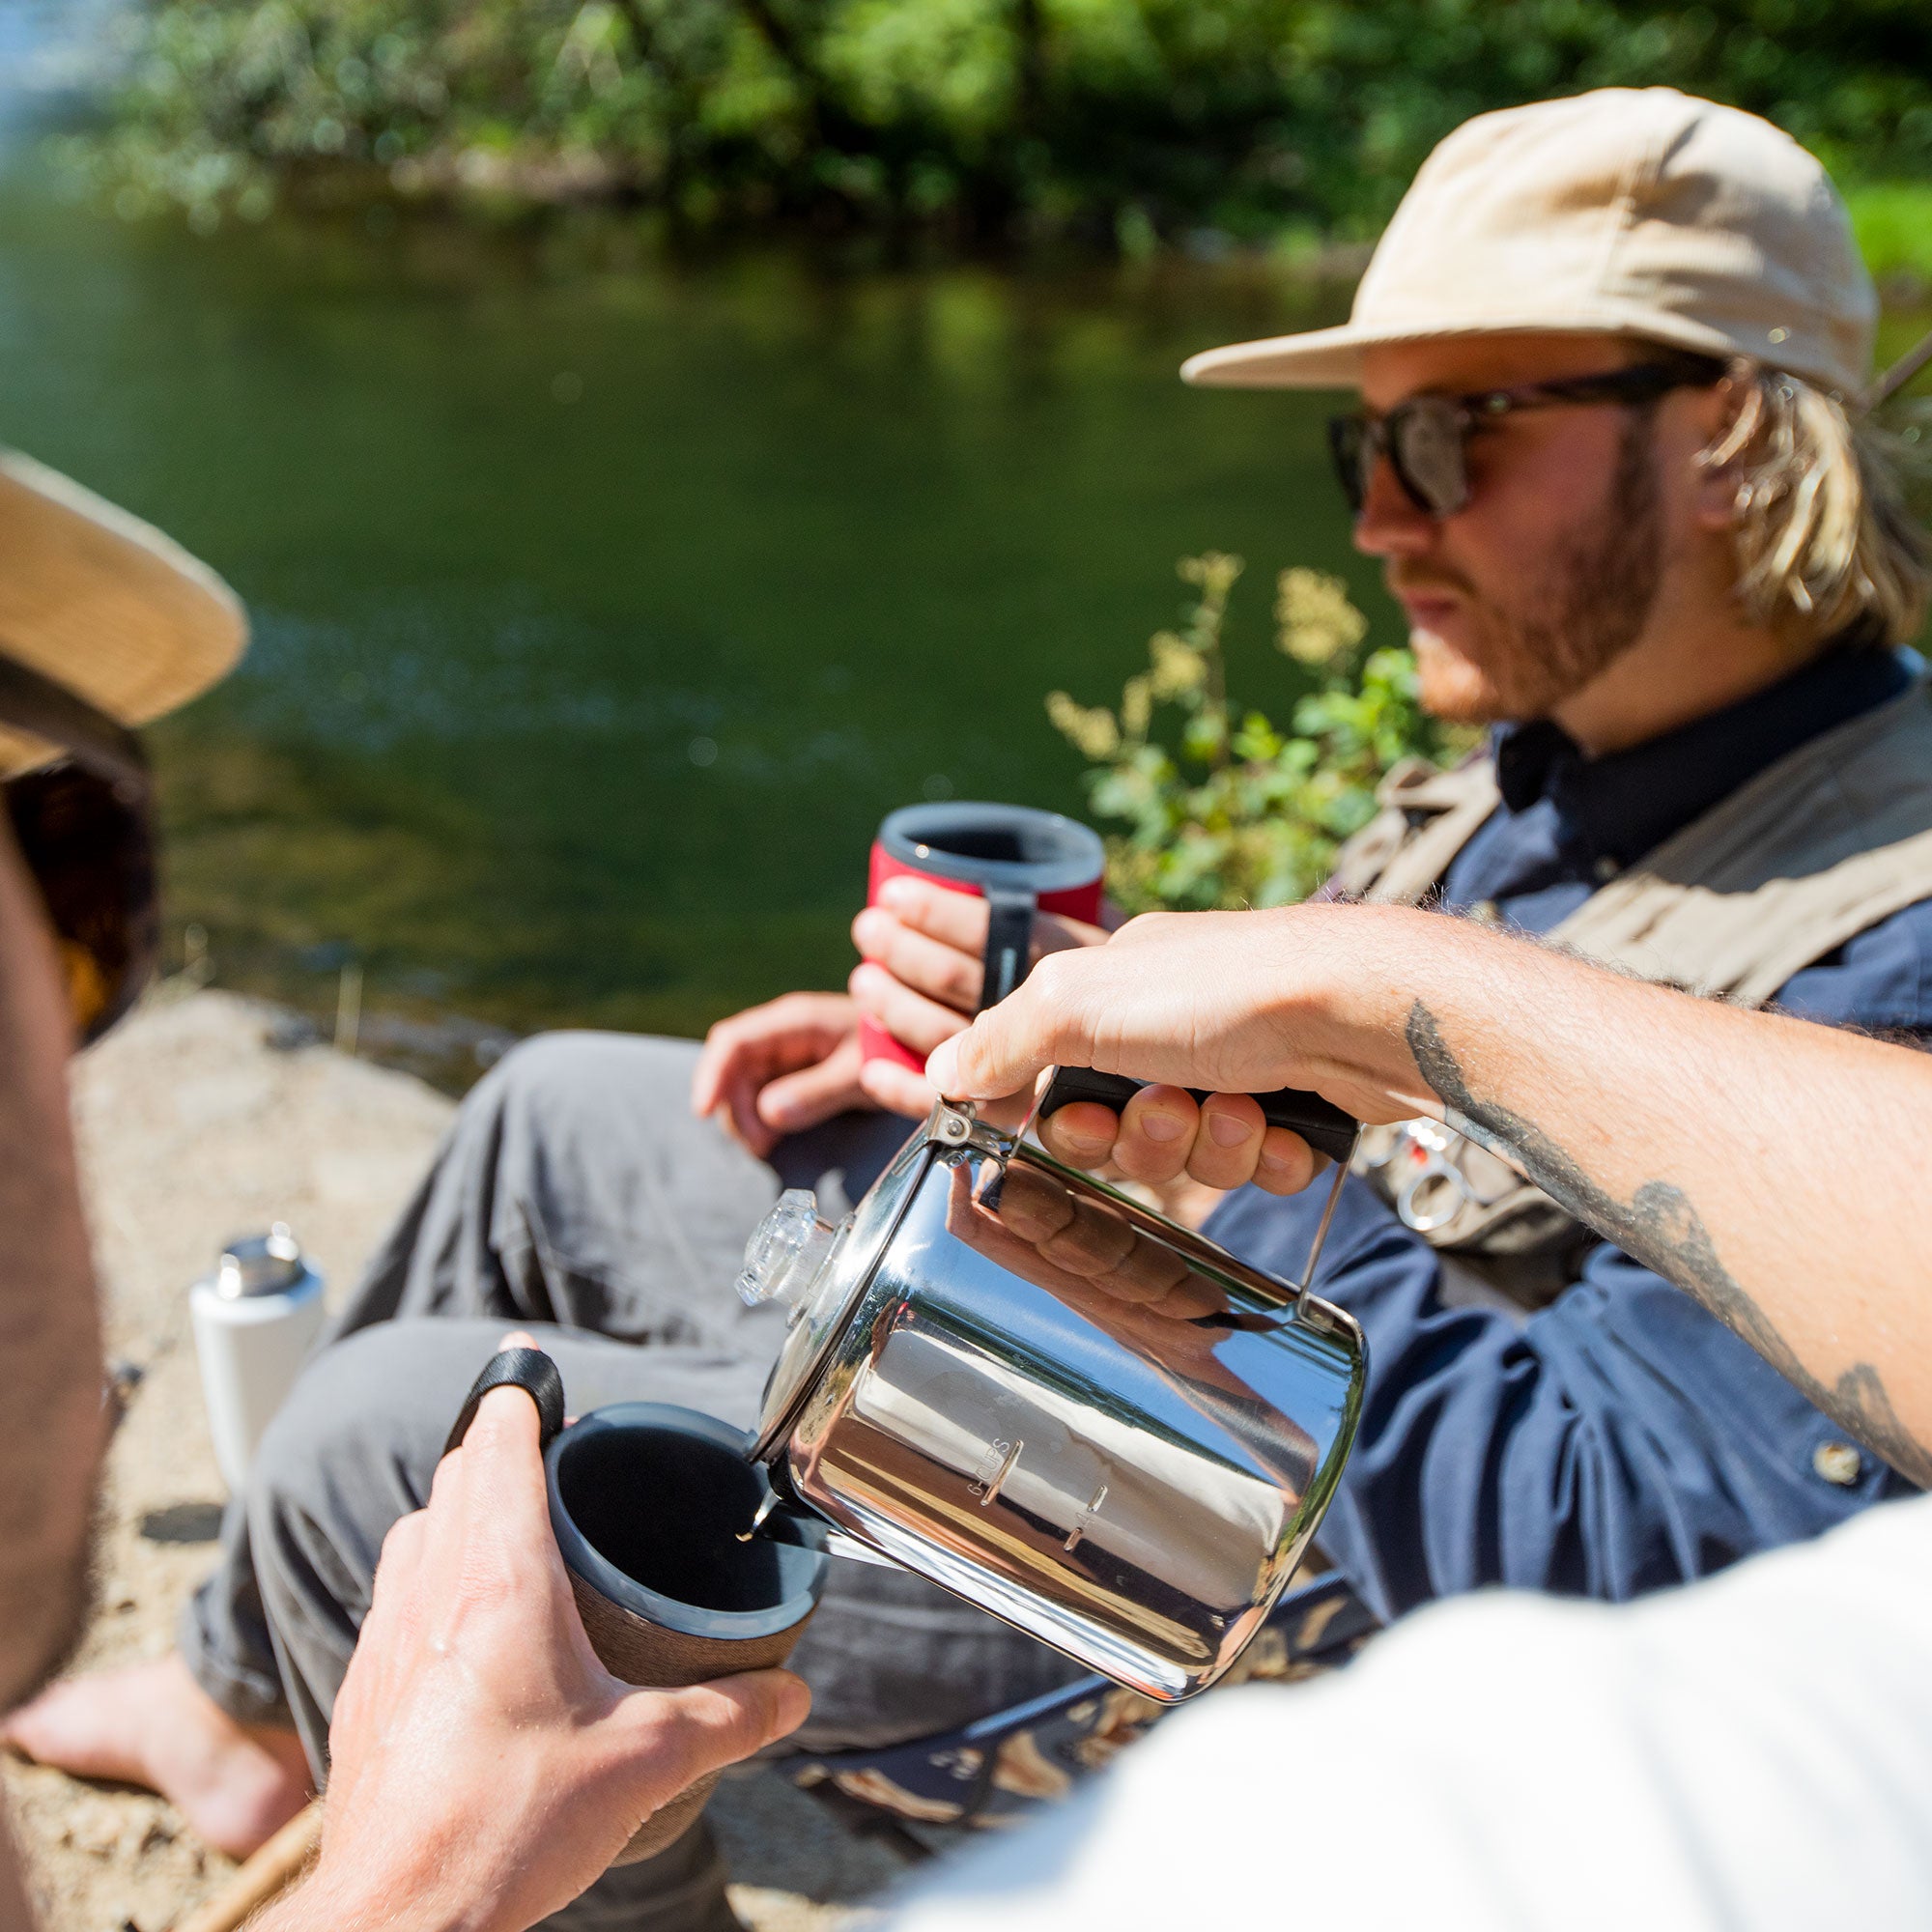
top-left (444, 1350), bottom-right (825, 1863)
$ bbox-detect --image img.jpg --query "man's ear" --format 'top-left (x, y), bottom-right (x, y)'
top-left (1688, 374), bottom-right (1754, 532)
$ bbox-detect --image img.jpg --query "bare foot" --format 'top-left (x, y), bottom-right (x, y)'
top-left (2, 1652), bottom-right (312, 1859)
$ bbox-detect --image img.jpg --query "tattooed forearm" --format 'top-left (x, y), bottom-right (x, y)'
top-left (1405, 1000), bottom-right (1932, 1489)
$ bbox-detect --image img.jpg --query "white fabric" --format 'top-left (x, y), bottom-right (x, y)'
top-left (890, 1492), bottom-right (1932, 1931)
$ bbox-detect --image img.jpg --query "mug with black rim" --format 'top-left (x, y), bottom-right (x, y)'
top-left (444, 1351), bottom-right (827, 1864)
top-left (859, 800), bottom-right (1106, 1075)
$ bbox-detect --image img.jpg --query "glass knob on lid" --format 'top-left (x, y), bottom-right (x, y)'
top-left (737, 1189), bottom-right (838, 1311)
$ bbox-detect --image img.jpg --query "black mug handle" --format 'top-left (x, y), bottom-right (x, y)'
top-left (980, 885), bottom-right (1036, 1009)
top-left (1037, 1066), bottom-right (1361, 1167)
top-left (442, 1346), bottom-right (567, 1460)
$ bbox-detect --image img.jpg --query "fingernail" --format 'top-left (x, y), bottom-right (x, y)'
top-left (776, 1672), bottom-right (813, 1730)
top-left (925, 1040), bottom-right (959, 1092)
top-left (1139, 1112), bottom-right (1187, 1143)
top-left (1207, 1111), bottom-right (1252, 1148)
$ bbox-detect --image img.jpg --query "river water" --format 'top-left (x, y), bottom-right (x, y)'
top-left (0, 107), bottom-right (1373, 1052)
top-left (5, 43), bottom-right (1923, 1063)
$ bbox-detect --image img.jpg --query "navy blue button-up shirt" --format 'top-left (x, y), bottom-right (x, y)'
top-left (1208, 645), bottom-right (1926, 1623)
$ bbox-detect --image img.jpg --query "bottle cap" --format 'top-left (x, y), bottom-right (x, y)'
top-left (214, 1222), bottom-right (305, 1300)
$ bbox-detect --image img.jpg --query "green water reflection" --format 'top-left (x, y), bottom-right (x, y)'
top-left (7, 152), bottom-right (1926, 1059)
top-left (0, 163), bottom-right (1374, 1044)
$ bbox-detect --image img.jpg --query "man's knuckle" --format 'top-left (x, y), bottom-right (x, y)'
top-left (1031, 951), bottom-right (1072, 998)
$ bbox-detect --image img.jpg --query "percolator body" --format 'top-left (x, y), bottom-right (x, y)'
top-left (745, 1106), bottom-right (1366, 1702)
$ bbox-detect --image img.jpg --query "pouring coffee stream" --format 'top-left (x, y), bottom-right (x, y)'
top-left (453, 1071), bottom-right (1369, 1704)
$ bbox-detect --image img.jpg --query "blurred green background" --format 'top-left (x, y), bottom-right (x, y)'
top-left (4, 2), bottom-right (1930, 1075)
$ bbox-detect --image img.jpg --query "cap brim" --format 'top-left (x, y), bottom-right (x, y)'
top-left (1181, 324), bottom-right (1378, 389)
top-left (0, 451), bottom-right (247, 778)
top-left (1181, 310), bottom-right (1837, 393)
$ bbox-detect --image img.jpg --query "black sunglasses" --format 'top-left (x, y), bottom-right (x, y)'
top-left (1326, 355), bottom-right (1728, 519)
top-left (0, 652), bottom-right (157, 1046)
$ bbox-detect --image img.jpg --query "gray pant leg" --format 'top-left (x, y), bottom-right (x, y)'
top-left (246, 1318), bottom-right (1081, 1932)
top-left (327, 1030), bottom-right (911, 1345)
top-left (182, 1030), bottom-right (910, 1723)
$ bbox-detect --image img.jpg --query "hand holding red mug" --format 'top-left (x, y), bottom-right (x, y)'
top-left (852, 875), bottom-right (1111, 1116)
top-left (852, 803), bottom-right (1111, 1115)
top-left (693, 804), bottom-right (1111, 1150)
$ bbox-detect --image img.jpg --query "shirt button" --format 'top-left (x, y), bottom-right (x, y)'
top-left (1812, 1440), bottom-right (1863, 1486)
top-left (1593, 855), bottom-right (1621, 883)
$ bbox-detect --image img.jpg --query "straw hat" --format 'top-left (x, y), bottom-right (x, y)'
top-left (0, 450), bottom-right (246, 778)
top-left (1182, 88), bottom-right (1876, 401)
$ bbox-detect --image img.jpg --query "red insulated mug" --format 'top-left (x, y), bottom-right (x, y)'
top-left (860, 801), bottom-right (1107, 1074)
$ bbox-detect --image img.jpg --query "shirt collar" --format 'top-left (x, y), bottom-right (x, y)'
top-left (1491, 646), bottom-right (1918, 867)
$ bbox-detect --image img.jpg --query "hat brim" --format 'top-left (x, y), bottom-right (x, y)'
top-left (1180, 312), bottom-right (1775, 391)
top-left (1181, 323), bottom-right (1378, 390)
top-left (0, 451), bottom-right (246, 779)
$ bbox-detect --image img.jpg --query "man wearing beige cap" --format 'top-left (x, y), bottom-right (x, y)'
top-left (16, 84), bottom-right (1932, 1932)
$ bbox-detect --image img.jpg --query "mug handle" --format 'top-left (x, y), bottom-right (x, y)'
top-left (980, 885), bottom-right (1036, 1009)
top-left (441, 1346), bottom-right (567, 1460)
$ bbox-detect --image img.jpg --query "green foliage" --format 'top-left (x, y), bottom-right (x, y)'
top-left (1047, 554), bottom-right (1471, 912)
top-left (62, 0), bottom-right (1932, 248)
top-left (1848, 184), bottom-right (1932, 290)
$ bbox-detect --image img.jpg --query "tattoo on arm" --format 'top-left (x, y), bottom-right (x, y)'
top-left (1404, 999), bottom-right (1931, 1489)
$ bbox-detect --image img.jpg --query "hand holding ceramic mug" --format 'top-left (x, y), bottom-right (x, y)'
top-left (260, 1362), bottom-right (809, 1932)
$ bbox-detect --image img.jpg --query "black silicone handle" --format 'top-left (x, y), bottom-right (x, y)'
top-left (1037, 1066), bottom-right (1360, 1167)
top-left (441, 1346), bottom-right (567, 1460)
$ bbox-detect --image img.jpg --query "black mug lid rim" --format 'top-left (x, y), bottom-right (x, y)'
top-left (879, 802), bottom-right (1105, 895)
top-left (545, 1402), bottom-right (825, 1640)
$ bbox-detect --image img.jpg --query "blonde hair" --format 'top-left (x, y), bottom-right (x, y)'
top-left (1700, 362), bottom-right (1930, 648)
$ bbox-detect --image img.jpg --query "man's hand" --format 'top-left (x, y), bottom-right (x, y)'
top-left (692, 991), bottom-right (869, 1156)
top-left (266, 1379), bottom-right (809, 1932)
top-left (924, 904), bottom-right (1447, 1189)
top-left (1040, 1085), bottom-right (1322, 1198)
top-left (850, 875), bottom-right (1109, 1116)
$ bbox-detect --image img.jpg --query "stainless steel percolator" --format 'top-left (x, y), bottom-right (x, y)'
top-left (736, 1073), bottom-right (1368, 1702)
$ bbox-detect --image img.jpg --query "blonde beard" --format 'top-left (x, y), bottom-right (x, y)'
top-left (1411, 630), bottom-right (1516, 725)
top-left (1401, 402), bottom-right (1667, 729)
top-left (1408, 626), bottom-right (1580, 726)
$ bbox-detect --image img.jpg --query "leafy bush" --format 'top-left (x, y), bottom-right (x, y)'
top-left (60, 0), bottom-right (1932, 250)
top-left (1046, 554), bottom-right (1473, 912)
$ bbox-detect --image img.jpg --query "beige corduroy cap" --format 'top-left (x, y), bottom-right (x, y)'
top-left (0, 451), bottom-right (246, 779)
top-left (1181, 88), bottom-right (1876, 401)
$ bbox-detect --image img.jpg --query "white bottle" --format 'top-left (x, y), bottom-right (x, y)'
top-left (189, 1224), bottom-right (327, 1494)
